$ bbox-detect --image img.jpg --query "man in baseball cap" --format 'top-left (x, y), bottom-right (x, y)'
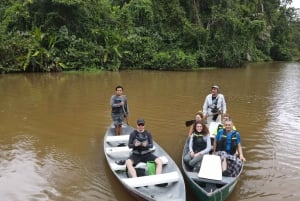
top-left (203, 85), bottom-right (227, 123)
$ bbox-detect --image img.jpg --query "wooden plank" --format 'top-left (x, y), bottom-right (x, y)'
top-left (198, 155), bottom-right (222, 181)
top-left (105, 146), bottom-right (132, 158)
top-left (209, 121), bottom-right (220, 136)
top-left (111, 156), bottom-right (169, 171)
top-left (186, 172), bottom-right (234, 185)
top-left (106, 135), bottom-right (129, 142)
top-left (106, 146), bottom-right (131, 154)
top-left (110, 163), bottom-right (126, 171)
top-left (121, 171), bottom-right (179, 188)
top-left (105, 146), bottom-right (156, 157)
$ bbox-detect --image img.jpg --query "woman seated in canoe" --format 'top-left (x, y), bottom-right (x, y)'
top-left (183, 121), bottom-right (211, 172)
top-left (186, 110), bottom-right (206, 136)
top-left (213, 119), bottom-right (246, 177)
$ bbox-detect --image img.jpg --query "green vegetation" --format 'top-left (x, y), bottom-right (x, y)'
top-left (0, 0), bottom-right (299, 73)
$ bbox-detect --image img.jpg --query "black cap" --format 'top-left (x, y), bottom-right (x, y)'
top-left (137, 119), bottom-right (145, 124)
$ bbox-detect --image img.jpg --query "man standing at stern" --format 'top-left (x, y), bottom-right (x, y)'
top-left (110, 85), bottom-right (129, 135)
top-left (203, 85), bottom-right (227, 124)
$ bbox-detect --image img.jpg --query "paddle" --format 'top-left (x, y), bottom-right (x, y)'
top-left (185, 120), bottom-right (195, 127)
top-left (124, 114), bottom-right (129, 125)
top-left (185, 111), bottom-right (222, 127)
top-left (121, 102), bottom-right (129, 125)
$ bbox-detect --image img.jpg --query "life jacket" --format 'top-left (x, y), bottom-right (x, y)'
top-left (112, 96), bottom-right (123, 114)
top-left (215, 124), bottom-right (237, 134)
top-left (217, 124), bottom-right (224, 132)
top-left (216, 129), bottom-right (238, 155)
top-left (132, 130), bottom-right (152, 155)
top-left (192, 133), bottom-right (207, 153)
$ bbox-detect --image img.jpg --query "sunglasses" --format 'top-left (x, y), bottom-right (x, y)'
top-left (138, 124), bottom-right (144, 126)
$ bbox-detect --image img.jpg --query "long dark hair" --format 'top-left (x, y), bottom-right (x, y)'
top-left (193, 121), bottom-right (209, 135)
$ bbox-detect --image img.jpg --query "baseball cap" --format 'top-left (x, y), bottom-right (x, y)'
top-left (137, 119), bottom-right (145, 125)
top-left (211, 85), bottom-right (219, 89)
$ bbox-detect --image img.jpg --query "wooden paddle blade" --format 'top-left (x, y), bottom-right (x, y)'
top-left (185, 120), bottom-right (195, 127)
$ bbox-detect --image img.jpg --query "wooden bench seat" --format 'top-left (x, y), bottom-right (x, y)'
top-left (198, 155), bottom-right (222, 180)
top-left (121, 171), bottom-right (179, 188)
top-left (110, 156), bottom-right (169, 171)
top-left (186, 171), bottom-right (235, 185)
top-left (106, 146), bottom-right (156, 158)
top-left (106, 135), bottom-right (129, 143)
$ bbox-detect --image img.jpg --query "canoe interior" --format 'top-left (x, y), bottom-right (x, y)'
top-left (182, 137), bottom-right (243, 201)
top-left (104, 123), bottom-right (186, 201)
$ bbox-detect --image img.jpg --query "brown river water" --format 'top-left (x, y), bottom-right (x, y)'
top-left (1, 62), bottom-right (300, 201)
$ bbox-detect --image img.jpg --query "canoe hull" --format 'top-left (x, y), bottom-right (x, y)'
top-left (182, 138), bottom-right (243, 201)
top-left (185, 175), bottom-right (238, 201)
top-left (104, 123), bottom-right (186, 201)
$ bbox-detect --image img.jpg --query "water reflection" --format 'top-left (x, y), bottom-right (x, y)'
top-left (0, 135), bottom-right (59, 201)
top-left (241, 63), bottom-right (300, 201)
top-left (1, 63), bottom-right (300, 201)
top-left (0, 134), bottom-right (112, 201)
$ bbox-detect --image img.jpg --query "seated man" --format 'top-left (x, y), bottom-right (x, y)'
top-left (213, 120), bottom-right (246, 177)
top-left (125, 119), bottom-right (163, 177)
top-left (212, 114), bottom-right (236, 136)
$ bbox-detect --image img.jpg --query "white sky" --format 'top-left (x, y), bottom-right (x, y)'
top-left (290, 1), bottom-right (300, 8)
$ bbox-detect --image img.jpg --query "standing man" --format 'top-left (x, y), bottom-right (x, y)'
top-left (125, 119), bottom-right (163, 178)
top-left (110, 85), bottom-right (129, 135)
top-left (202, 85), bottom-right (227, 124)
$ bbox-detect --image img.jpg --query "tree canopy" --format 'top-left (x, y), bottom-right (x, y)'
top-left (0, 0), bottom-right (299, 73)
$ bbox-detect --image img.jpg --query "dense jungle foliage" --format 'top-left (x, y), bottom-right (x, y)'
top-left (0, 0), bottom-right (299, 73)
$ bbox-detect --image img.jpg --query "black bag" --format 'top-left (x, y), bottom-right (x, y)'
top-left (211, 107), bottom-right (219, 113)
top-left (126, 167), bottom-right (146, 177)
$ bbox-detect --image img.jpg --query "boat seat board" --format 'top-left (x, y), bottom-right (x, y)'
top-left (198, 155), bottom-right (222, 181)
top-left (106, 135), bottom-right (129, 143)
top-left (209, 121), bottom-right (220, 136)
top-left (110, 156), bottom-right (169, 171)
top-left (121, 171), bottom-right (179, 188)
top-left (105, 146), bottom-right (156, 157)
top-left (186, 172), bottom-right (235, 185)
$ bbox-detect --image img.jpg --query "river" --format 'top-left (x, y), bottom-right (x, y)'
top-left (0, 62), bottom-right (300, 201)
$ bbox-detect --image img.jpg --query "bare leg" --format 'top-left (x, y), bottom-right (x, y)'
top-left (119, 125), bottom-right (122, 135)
top-left (155, 158), bottom-right (163, 174)
top-left (222, 158), bottom-right (227, 171)
top-left (114, 125), bottom-right (119, 135)
top-left (126, 159), bottom-right (137, 177)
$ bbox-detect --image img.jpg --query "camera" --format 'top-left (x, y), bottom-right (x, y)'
top-left (211, 107), bottom-right (219, 113)
top-left (136, 133), bottom-right (146, 142)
